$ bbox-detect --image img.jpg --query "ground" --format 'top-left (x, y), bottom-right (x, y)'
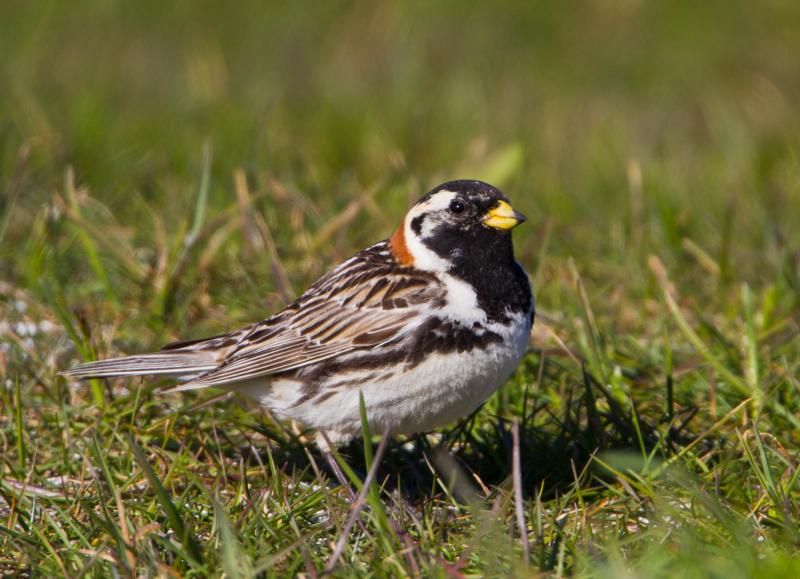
top-left (1, 1), bottom-right (800, 577)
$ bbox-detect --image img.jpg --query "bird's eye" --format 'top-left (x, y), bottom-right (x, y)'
top-left (449, 199), bottom-right (466, 214)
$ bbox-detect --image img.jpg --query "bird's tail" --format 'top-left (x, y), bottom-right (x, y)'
top-left (60, 351), bottom-right (219, 380)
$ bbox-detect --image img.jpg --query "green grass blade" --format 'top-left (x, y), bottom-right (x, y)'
top-left (129, 435), bottom-right (204, 566)
top-left (662, 288), bottom-right (750, 397)
top-left (62, 166), bottom-right (117, 304)
top-left (213, 496), bottom-right (254, 579)
top-left (188, 141), bottom-right (212, 244)
top-left (14, 380), bottom-right (25, 472)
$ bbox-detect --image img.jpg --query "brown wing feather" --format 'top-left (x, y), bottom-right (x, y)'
top-left (175, 242), bottom-right (442, 390)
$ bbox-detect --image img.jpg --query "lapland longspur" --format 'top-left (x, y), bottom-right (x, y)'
top-left (63, 180), bottom-right (534, 445)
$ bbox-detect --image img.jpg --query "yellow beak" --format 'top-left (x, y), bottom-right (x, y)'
top-left (482, 200), bottom-right (527, 230)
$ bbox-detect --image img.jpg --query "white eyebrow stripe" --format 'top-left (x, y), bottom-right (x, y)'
top-left (416, 190), bottom-right (458, 213)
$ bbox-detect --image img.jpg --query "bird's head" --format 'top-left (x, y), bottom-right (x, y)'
top-left (389, 180), bottom-right (526, 271)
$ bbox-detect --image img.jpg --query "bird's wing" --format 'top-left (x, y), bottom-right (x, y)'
top-left (174, 245), bottom-right (443, 390)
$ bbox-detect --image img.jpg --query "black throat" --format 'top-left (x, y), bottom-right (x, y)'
top-left (424, 226), bottom-right (532, 323)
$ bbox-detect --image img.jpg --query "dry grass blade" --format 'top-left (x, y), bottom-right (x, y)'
top-left (54, 172), bottom-right (148, 284)
top-left (512, 418), bottom-right (531, 563)
top-left (681, 238), bottom-right (721, 276)
top-left (310, 185), bottom-right (377, 250)
top-left (0, 478), bottom-right (66, 500)
top-left (234, 168), bottom-right (295, 301)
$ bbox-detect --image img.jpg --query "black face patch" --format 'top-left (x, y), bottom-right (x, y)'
top-left (410, 215), bottom-right (425, 235)
top-left (412, 180), bottom-right (532, 322)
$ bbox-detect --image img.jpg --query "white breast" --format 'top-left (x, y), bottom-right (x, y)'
top-left (238, 309), bottom-right (531, 440)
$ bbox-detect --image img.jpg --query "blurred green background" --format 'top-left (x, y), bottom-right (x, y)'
top-left (2, 1), bottom-right (800, 576)
top-left (3, 0), bottom-right (799, 237)
top-left (3, 0), bottom-right (799, 332)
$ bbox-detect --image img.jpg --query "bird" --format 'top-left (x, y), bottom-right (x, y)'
top-left (62, 180), bottom-right (534, 449)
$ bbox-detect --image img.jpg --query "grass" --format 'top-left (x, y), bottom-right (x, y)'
top-left (1, 0), bottom-right (800, 576)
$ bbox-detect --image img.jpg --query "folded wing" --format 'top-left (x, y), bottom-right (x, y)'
top-left (174, 261), bottom-right (439, 389)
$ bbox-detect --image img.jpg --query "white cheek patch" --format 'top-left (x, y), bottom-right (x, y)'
top-left (404, 220), bottom-right (450, 271)
top-left (419, 213), bottom-right (442, 238)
